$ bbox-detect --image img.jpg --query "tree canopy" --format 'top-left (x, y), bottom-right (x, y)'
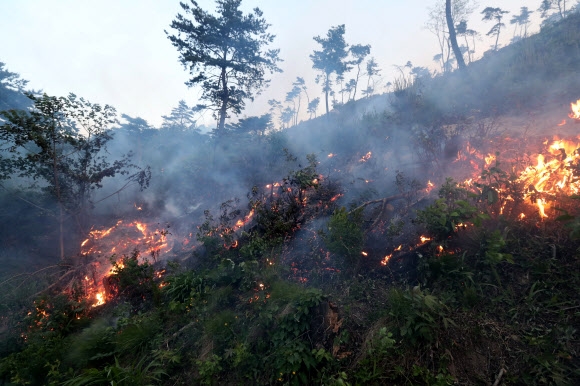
top-left (166, 0), bottom-right (282, 135)
top-left (482, 7), bottom-right (510, 51)
top-left (310, 24), bottom-right (350, 115)
top-left (0, 61), bottom-right (32, 111)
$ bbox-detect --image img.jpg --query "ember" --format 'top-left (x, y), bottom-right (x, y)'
top-left (359, 151), bottom-right (372, 162)
top-left (234, 209), bottom-right (255, 229)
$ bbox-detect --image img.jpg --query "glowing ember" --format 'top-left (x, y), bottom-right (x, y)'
top-left (569, 99), bottom-right (580, 120)
top-left (234, 210), bottom-right (255, 229)
top-left (328, 153), bottom-right (335, 158)
top-left (361, 251), bottom-right (368, 256)
top-left (381, 253), bottom-right (393, 265)
top-left (330, 193), bottom-right (343, 202)
top-left (359, 151), bottom-right (372, 162)
top-left (420, 236), bottom-right (431, 243)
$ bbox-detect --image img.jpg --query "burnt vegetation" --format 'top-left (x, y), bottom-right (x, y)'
top-left (1, 5), bottom-right (580, 386)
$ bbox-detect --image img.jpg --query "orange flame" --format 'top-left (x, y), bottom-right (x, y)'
top-left (517, 137), bottom-right (580, 217)
top-left (569, 99), bottom-right (580, 120)
top-left (381, 253), bottom-right (393, 265)
top-left (92, 292), bottom-right (106, 307)
top-left (234, 210), bottom-right (255, 229)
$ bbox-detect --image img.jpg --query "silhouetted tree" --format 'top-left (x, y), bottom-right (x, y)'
top-left (455, 20), bottom-right (479, 63)
top-left (307, 97), bottom-right (320, 119)
top-left (285, 84), bottom-right (301, 127)
top-left (310, 24), bottom-right (350, 115)
top-left (510, 7), bottom-right (533, 41)
top-left (161, 100), bottom-right (202, 132)
top-left (426, 0), bottom-right (476, 72)
top-left (363, 57), bottom-right (381, 98)
top-left (166, 0), bottom-right (282, 136)
top-left (481, 7), bottom-right (510, 51)
top-left (539, 0), bottom-right (569, 20)
top-left (227, 114), bottom-right (272, 137)
top-left (280, 106), bottom-right (294, 129)
top-left (349, 44), bottom-right (371, 100)
top-left (446, 0), bottom-right (466, 69)
top-left (0, 62), bottom-right (32, 111)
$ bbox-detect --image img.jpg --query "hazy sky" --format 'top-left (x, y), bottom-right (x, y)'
top-left (1, 0), bottom-right (545, 127)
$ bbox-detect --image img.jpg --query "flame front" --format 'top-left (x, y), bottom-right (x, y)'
top-left (80, 220), bottom-right (178, 307)
top-left (517, 137), bottom-right (580, 218)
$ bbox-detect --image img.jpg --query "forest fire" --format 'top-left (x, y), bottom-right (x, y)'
top-left (81, 220), bottom-right (172, 258)
top-left (515, 137), bottom-right (579, 218)
top-left (79, 220), bottom-right (176, 307)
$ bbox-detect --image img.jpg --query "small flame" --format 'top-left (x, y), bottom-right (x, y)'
top-left (359, 151), bottom-right (372, 162)
top-left (234, 210), bottom-right (255, 229)
top-left (381, 254), bottom-right (393, 265)
top-left (536, 198), bottom-right (548, 218)
top-left (92, 292), bottom-right (105, 307)
top-left (484, 153), bottom-right (496, 166)
top-left (420, 236), bottom-right (431, 243)
top-left (569, 99), bottom-right (580, 120)
top-left (361, 251), bottom-right (368, 256)
top-left (330, 193), bottom-right (343, 202)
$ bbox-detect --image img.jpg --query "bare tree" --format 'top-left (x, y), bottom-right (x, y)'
top-left (425, 0), bottom-right (477, 72)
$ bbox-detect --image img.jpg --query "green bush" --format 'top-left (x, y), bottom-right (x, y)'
top-left (324, 207), bottom-right (364, 270)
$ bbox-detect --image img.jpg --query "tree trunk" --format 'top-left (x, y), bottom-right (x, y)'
top-left (446, 0), bottom-right (466, 70)
top-left (51, 131), bottom-right (65, 260)
top-left (353, 64), bottom-right (361, 100)
top-left (324, 74), bottom-right (330, 115)
top-left (218, 66), bottom-right (228, 133)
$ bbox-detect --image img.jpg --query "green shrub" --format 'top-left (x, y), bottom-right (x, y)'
top-left (324, 207), bottom-right (364, 270)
